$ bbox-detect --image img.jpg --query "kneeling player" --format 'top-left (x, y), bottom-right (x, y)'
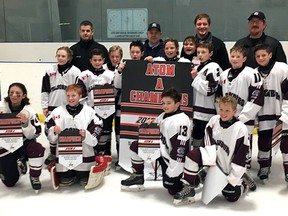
top-left (120, 87), bottom-right (192, 195)
top-left (45, 84), bottom-right (111, 189)
top-left (173, 96), bottom-right (251, 205)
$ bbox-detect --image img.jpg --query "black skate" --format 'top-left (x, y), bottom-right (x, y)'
top-left (17, 157), bottom-right (27, 175)
top-left (44, 153), bottom-right (56, 166)
top-left (59, 176), bottom-right (77, 187)
top-left (173, 180), bottom-right (195, 206)
top-left (242, 172), bottom-right (257, 191)
top-left (257, 167), bottom-right (270, 183)
top-left (30, 176), bottom-right (41, 194)
top-left (121, 173), bottom-right (145, 192)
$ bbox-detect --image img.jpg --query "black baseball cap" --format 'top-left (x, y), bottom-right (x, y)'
top-left (147, 22), bottom-right (161, 31)
top-left (248, 11), bottom-right (266, 21)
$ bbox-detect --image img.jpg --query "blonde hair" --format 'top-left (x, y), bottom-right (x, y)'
top-left (109, 45), bottom-right (123, 58)
top-left (219, 95), bottom-right (237, 110)
top-left (56, 46), bottom-right (73, 63)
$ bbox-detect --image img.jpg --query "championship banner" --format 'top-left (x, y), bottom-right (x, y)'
top-left (138, 123), bottom-right (161, 163)
top-left (93, 84), bottom-right (115, 119)
top-left (119, 60), bottom-right (193, 179)
top-left (58, 129), bottom-right (83, 170)
top-left (0, 113), bottom-right (23, 152)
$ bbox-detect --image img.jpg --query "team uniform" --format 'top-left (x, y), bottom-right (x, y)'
top-left (76, 67), bottom-right (115, 155)
top-left (219, 66), bottom-right (263, 133)
top-left (44, 103), bottom-right (103, 185)
top-left (104, 63), bottom-right (122, 163)
top-left (41, 63), bottom-right (81, 164)
top-left (121, 111), bottom-right (192, 195)
top-left (256, 61), bottom-right (288, 181)
top-left (0, 101), bottom-right (45, 191)
top-left (174, 115), bottom-right (249, 205)
top-left (41, 63), bottom-right (81, 113)
top-left (192, 60), bottom-right (222, 147)
top-left (219, 66), bottom-right (264, 165)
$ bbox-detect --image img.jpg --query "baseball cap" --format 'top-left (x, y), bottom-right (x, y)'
top-left (148, 22), bottom-right (161, 31)
top-left (248, 11), bottom-right (266, 21)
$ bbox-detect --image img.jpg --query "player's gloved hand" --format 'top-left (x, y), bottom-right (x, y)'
top-left (222, 183), bottom-right (241, 202)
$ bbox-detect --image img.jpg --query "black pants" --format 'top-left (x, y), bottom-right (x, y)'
top-left (0, 147), bottom-right (24, 187)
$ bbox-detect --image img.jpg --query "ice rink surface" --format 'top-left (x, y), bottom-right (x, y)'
top-left (1, 129), bottom-right (287, 216)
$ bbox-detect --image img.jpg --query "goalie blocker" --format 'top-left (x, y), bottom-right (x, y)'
top-left (48, 155), bottom-right (112, 190)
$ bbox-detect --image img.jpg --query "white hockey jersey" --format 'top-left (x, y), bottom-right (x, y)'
top-left (200, 115), bottom-right (249, 186)
top-left (155, 111), bottom-right (192, 178)
top-left (220, 66), bottom-right (264, 133)
top-left (41, 64), bottom-right (81, 111)
top-left (192, 61), bottom-right (222, 121)
top-left (257, 62), bottom-right (288, 130)
top-left (44, 105), bottom-right (103, 172)
top-left (0, 101), bottom-right (42, 157)
top-left (76, 69), bottom-right (115, 107)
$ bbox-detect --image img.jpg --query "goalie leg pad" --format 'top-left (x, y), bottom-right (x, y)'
top-left (85, 158), bottom-right (108, 190)
top-left (49, 165), bottom-right (59, 190)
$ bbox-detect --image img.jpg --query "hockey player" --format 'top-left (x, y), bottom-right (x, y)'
top-left (191, 41), bottom-right (222, 148)
top-left (218, 45), bottom-right (264, 168)
top-left (121, 87), bottom-right (192, 196)
top-left (76, 48), bottom-right (114, 156)
top-left (173, 96), bottom-right (250, 205)
top-left (102, 45), bottom-right (123, 163)
top-left (0, 83), bottom-right (45, 193)
top-left (112, 40), bottom-right (144, 169)
top-left (151, 38), bottom-right (191, 63)
top-left (41, 46), bottom-right (81, 166)
top-left (180, 35), bottom-right (197, 62)
top-left (45, 84), bottom-right (105, 187)
top-left (254, 44), bottom-right (288, 182)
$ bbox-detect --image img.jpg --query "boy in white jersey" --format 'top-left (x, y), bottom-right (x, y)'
top-left (41, 46), bottom-right (81, 166)
top-left (120, 87), bottom-right (192, 196)
top-left (191, 41), bottom-right (222, 148)
top-left (45, 84), bottom-right (104, 187)
top-left (113, 40), bottom-right (144, 169)
top-left (76, 49), bottom-right (114, 156)
top-left (254, 44), bottom-right (288, 182)
top-left (219, 45), bottom-right (264, 168)
top-left (174, 96), bottom-right (250, 205)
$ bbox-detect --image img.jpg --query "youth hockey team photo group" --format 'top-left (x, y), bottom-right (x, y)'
top-left (0, 8), bottom-right (288, 211)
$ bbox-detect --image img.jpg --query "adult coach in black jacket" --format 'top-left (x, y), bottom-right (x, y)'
top-left (235, 11), bottom-right (287, 68)
top-left (194, 13), bottom-right (230, 70)
top-left (70, 20), bottom-right (109, 71)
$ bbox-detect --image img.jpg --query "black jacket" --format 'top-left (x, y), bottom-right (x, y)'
top-left (70, 38), bottom-right (109, 71)
top-left (235, 33), bottom-right (287, 68)
top-left (195, 32), bottom-right (230, 70)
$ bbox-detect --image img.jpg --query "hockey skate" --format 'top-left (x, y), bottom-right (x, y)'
top-left (59, 176), bottom-right (77, 187)
top-left (115, 161), bottom-right (121, 171)
top-left (121, 173), bottom-right (145, 192)
top-left (17, 156), bottom-right (27, 175)
top-left (44, 153), bottom-right (56, 166)
top-left (257, 167), bottom-right (270, 183)
top-left (173, 180), bottom-right (195, 206)
top-left (30, 176), bottom-right (41, 194)
top-left (242, 172), bottom-right (257, 191)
